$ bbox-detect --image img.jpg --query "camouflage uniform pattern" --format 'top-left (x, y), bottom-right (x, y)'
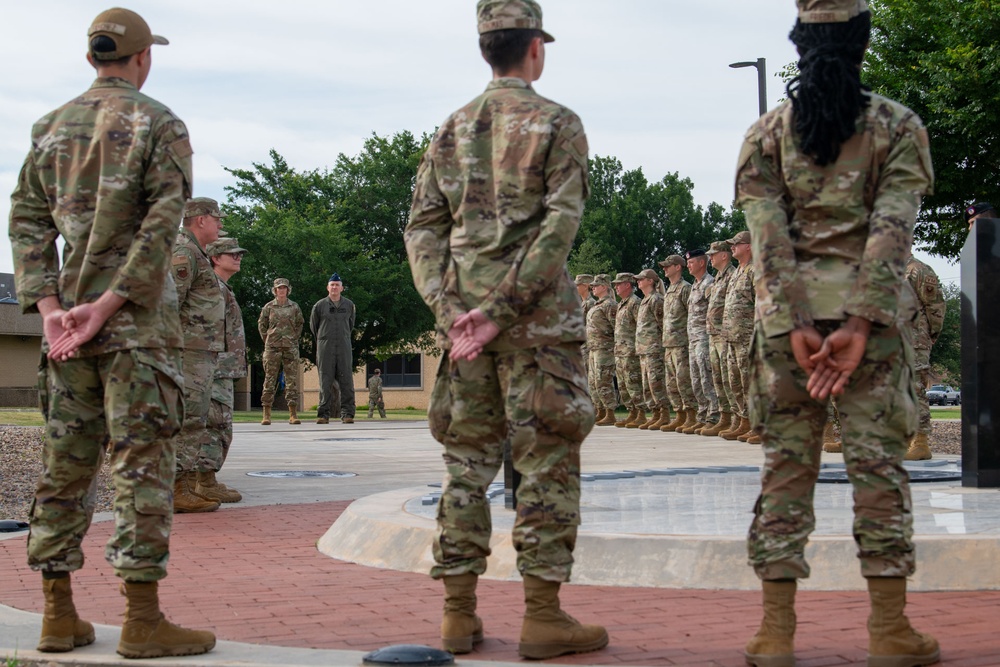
top-left (258, 299), bottom-right (304, 408)
top-left (736, 93), bottom-right (934, 580)
top-left (405, 75), bottom-right (590, 581)
top-left (207, 278), bottom-right (246, 470)
top-left (614, 292), bottom-right (643, 410)
top-left (662, 279), bottom-right (694, 411)
top-left (687, 272), bottom-right (718, 423)
top-left (723, 262), bottom-right (756, 419)
top-left (707, 261), bottom-right (735, 414)
top-left (587, 293), bottom-right (618, 410)
top-left (636, 286), bottom-right (669, 412)
top-left (9, 76), bottom-right (192, 581)
top-left (905, 256), bottom-right (946, 435)
top-left (368, 374), bottom-right (386, 419)
top-left (580, 292), bottom-right (597, 399)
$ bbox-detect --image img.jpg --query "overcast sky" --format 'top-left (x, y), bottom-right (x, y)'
top-left (0, 0), bottom-right (959, 284)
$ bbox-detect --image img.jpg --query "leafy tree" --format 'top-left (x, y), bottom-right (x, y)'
top-left (930, 282), bottom-right (961, 384)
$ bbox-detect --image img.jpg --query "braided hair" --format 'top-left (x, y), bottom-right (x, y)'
top-left (786, 11), bottom-right (871, 166)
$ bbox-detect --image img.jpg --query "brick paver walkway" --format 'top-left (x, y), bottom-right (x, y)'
top-left (2, 501), bottom-right (997, 666)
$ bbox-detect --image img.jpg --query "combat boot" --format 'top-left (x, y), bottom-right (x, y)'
top-left (822, 422), bottom-right (842, 453)
top-left (746, 433), bottom-right (763, 445)
top-left (519, 575), bottom-right (608, 659)
top-left (681, 415), bottom-right (705, 434)
top-left (195, 470), bottom-right (242, 503)
top-left (701, 412), bottom-right (731, 437)
top-left (745, 580), bottom-right (796, 667)
top-left (316, 417), bottom-right (329, 424)
top-left (723, 416), bottom-right (752, 441)
top-left (596, 408), bottom-right (617, 426)
top-left (288, 405), bottom-right (301, 425)
top-left (118, 581), bottom-right (216, 659)
top-left (676, 409), bottom-right (697, 433)
top-left (626, 409), bottom-right (646, 428)
top-left (260, 406), bottom-right (271, 426)
top-left (614, 408), bottom-right (632, 428)
top-left (441, 573), bottom-right (483, 654)
top-left (594, 407), bottom-right (606, 424)
top-left (37, 574), bottom-right (95, 652)
top-left (660, 409), bottom-right (686, 432)
top-left (904, 433), bottom-right (932, 461)
top-left (173, 473), bottom-right (219, 513)
top-left (866, 577), bottom-right (939, 667)
top-left (638, 408), bottom-right (658, 430)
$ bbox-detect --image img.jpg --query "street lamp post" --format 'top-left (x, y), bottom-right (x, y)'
top-left (729, 57), bottom-right (767, 117)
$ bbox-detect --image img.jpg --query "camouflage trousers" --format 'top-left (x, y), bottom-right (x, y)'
top-left (726, 338), bottom-right (752, 419)
top-left (206, 377), bottom-right (234, 471)
top-left (688, 337), bottom-right (718, 423)
top-left (28, 348), bottom-right (182, 582)
top-left (261, 346), bottom-right (300, 408)
top-left (176, 349), bottom-right (217, 474)
top-left (746, 321), bottom-right (917, 581)
top-left (913, 347), bottom-right (932, 436)
top-left (615, 353), bottom-right (643, 410)
top-left (427, 343), bottom-right (594, 582)
top-left (640, 352), bottom-right (669, 411)
top-left (589, 348), bottom-right (617, 410)
top-left (663, 346), bottom-right (695, 411)
top-left (368, 394), bottom-right (386, 418)
top-left (709, 334), bottom-right (733, 414)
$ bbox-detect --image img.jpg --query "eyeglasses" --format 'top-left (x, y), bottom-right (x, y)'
top-left (226, 252), bottom-right (245, 260)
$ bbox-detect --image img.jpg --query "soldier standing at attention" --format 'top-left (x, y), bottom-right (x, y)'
top-left (368, 367), bottom-right (387, 419)
top-left (404, 0), bottom-right (607, 658)
top-left (658, 255), bottom-right (695, 433)
top-left (719, 231), bottom-right (756, 442)
top-left (684, 249), bottom-right (718, 433)
top-left (634, 269), bottom-right (670, 429)
top-left (702, 241), bottom-right (736, 437)
top-left (172, 198), bottom-right (226, 513)
top-left (575, 274), bottom-right (596, 403)
top-left (587, 274), bottom-right (618, 426)
top-left (612, 273), bottom-right (643, 427)
top-left (310, 273), bottom-right (356, 424)
top-left (903, 255), bottom-right (945, 460)
top-left (8, 7), bottom-right (214, 657)
top-left (737, 1), bottom-right (937, 665)
top-left (258, 278), bottom-right (304, 425)
top-left (200, 237), bottom-right (248, 504)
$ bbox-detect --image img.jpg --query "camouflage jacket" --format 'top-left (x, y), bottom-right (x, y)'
top-left (736, 93), bottom-right (934, 338)
top-left (258, 299), bottom-right (304, 350)
top-left (723, 263), bottom-right (756, 344)
top-left (687, 272), bottom-right (715, 343)
top-left (905, 256), bottom-right (945, 350)
top-left (706, 262), bottom-right (734, 337)
top-left (661, 279), bottom-right (691, 348)
top-left (635, 292), bottom-right (665, 355)
top-left (405, 78), bottom-right (589, 351)
top-left (173, 227), bottom-right (224, 351)
top-left (586, 295), bottom-right (617, 352)
top-left (368, 375), bottom-right (383, 398)
top-left (215, 278), bottom-right (247, 379)
top-left (613, 292), bottom-right (642, 356)
top-left (9, 77), bottom-right (191, 356)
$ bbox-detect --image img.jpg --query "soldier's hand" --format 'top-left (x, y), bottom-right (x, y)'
top-left (47, 304), bottom-right (104, 360)
top-left (806, 317), bottom-right (870, 399)
top-left (789, 326), bottom-right (824, 374)
top-left (42, 309), bottom-right (74, 361)
top-left (450, 309), bottom-right (500, 361)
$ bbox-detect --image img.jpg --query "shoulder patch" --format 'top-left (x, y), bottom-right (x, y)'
top-left (169, 136), bottom-right (194, 159)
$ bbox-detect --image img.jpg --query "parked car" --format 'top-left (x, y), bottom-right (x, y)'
top-left (927, 384), bottom-right (961, 406)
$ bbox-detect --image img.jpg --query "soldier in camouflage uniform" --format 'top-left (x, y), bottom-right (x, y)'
top-left (720, 231), bottom-right (756, 442)
top-left (172, 197), bottom-right (226, 513)
top-left (199, 237), bottom-right (248, 504)
top-left (404, 0), bottom-right (607, 658)
top-left (634, 269), bottom-right (671, 429)
top-left (368, 368), bottom-right (387, 419)
top-left (702, 241), bottom-right (736, 437)
top-left (658, 255), bottom-right (696, 432)
top-left (612, 273), bottom-right (643, 427)
top-left (685, 249), bottom-right (719, 433)
top-left (737, 2), bottom-right (937, 665)
top-left (903, 255), bottom-right (945, 460)
top-left (8, 7), bottom-right (214, 658)
top-left (258, 278), bottom-right (304, 425)
top-left (575, 274), bottom-right (596, 404)
top-left (587, 274), bottom-right (619, 426)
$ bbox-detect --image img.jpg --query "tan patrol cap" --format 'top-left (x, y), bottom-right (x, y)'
top-left (657, 255), bottom-right (685, 268)
top-left (477, 0), bottom-right (555, 43)
top-left (611, 272), bottom-right (635, 285)
top-left (590, 274), bottom-right (611, 288)
top-left (797, 0), bottom-right (868, 23)
top-left (727, 231), bottom-right (751, 245)
top-left (272, 277), bottom-right (292, 294)
top-left (706, 240), bottom-right (732, 255)
top-left (88, 8), bottom-right (168, 60)
top-left (183, 197), bottom-right (226, 219)
top-left (634, 268), bottom-right (658, 282)
top-left (574, 274), bottom-right (594, 286)
top-left (205, 237), bottom-right (247, 257)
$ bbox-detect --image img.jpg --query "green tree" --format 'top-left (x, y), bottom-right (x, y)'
top-left (930, 281), bottom-right (961, 384)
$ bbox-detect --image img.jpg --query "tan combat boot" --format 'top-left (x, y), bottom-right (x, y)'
top-left (37, 575), bottom-right (95, 652)
top-left (637, 408), bottom-right (658, 430)
top-left (316, 417), bottom-right (330, 424)
top-left (701, 412), bottom-right (731, 437)
top-left (195, 470), bottom-right (242, 503)
top-left (519, 575), bottom-right (608, 659)
top-left (594, 407), bottom-right (606, 424)
top-left (626, 409), bottom-right (646, 428)
top-left (614, 408), bottom-right (632, 428)
top-left (746, 433), bottom-right (763, 445)
top-left (681, 414), bottom-right (704, 434)
top-left (441, 573), bottom-right (483, 654)
top-left (659, 409), bottom-right (686, 432)
top-left (745, 580), bottom-right (796, 667)
top-left (596, 408), bottom-right (617, 426)
top-left (723, 416), bottom-right (752, 441)
top-left (288, 405), bottom-right (301, 425)
top-left (118, 581), bottom-right (216, 659)
top-left (676, 409), bottom-right (697, 433)
top-left (866, 577), bottom-right (939, 667)
top-left (173, 473), bottom-right (219, 513)
top-left (822, 422), bottom-right (842, 453)
top-left (260, 406), bottom-right (271, 426)
top-left (904, 433), bottom-right (932, 461)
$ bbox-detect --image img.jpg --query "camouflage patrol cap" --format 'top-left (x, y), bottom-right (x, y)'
top-left (477, 0), bottom-right (555, 43)
top-left (726, 231), bottom-right (752, 245)
top-left (205, 236), bottom-right (247, 257)
top-left (657, 255), bottom-right (685, 268)
top-left (590, 274), bottom-right (612, 288)
top-left (611, 272), bottom-right (635, 285)
top-left (634, 268), bottom-right (658, 282)
top-left (706, 240), bottom-right (732, 255)
top-left (183, 197), bottom-right (226, 219)
top-left (574, 274), bottom-right (594, 285)
top-left (272, 277), bottom-right (292, 294)
top-left (88, 8), bottom-right (168, 61)
top-left (797, 0), bottom-right (868, 23)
